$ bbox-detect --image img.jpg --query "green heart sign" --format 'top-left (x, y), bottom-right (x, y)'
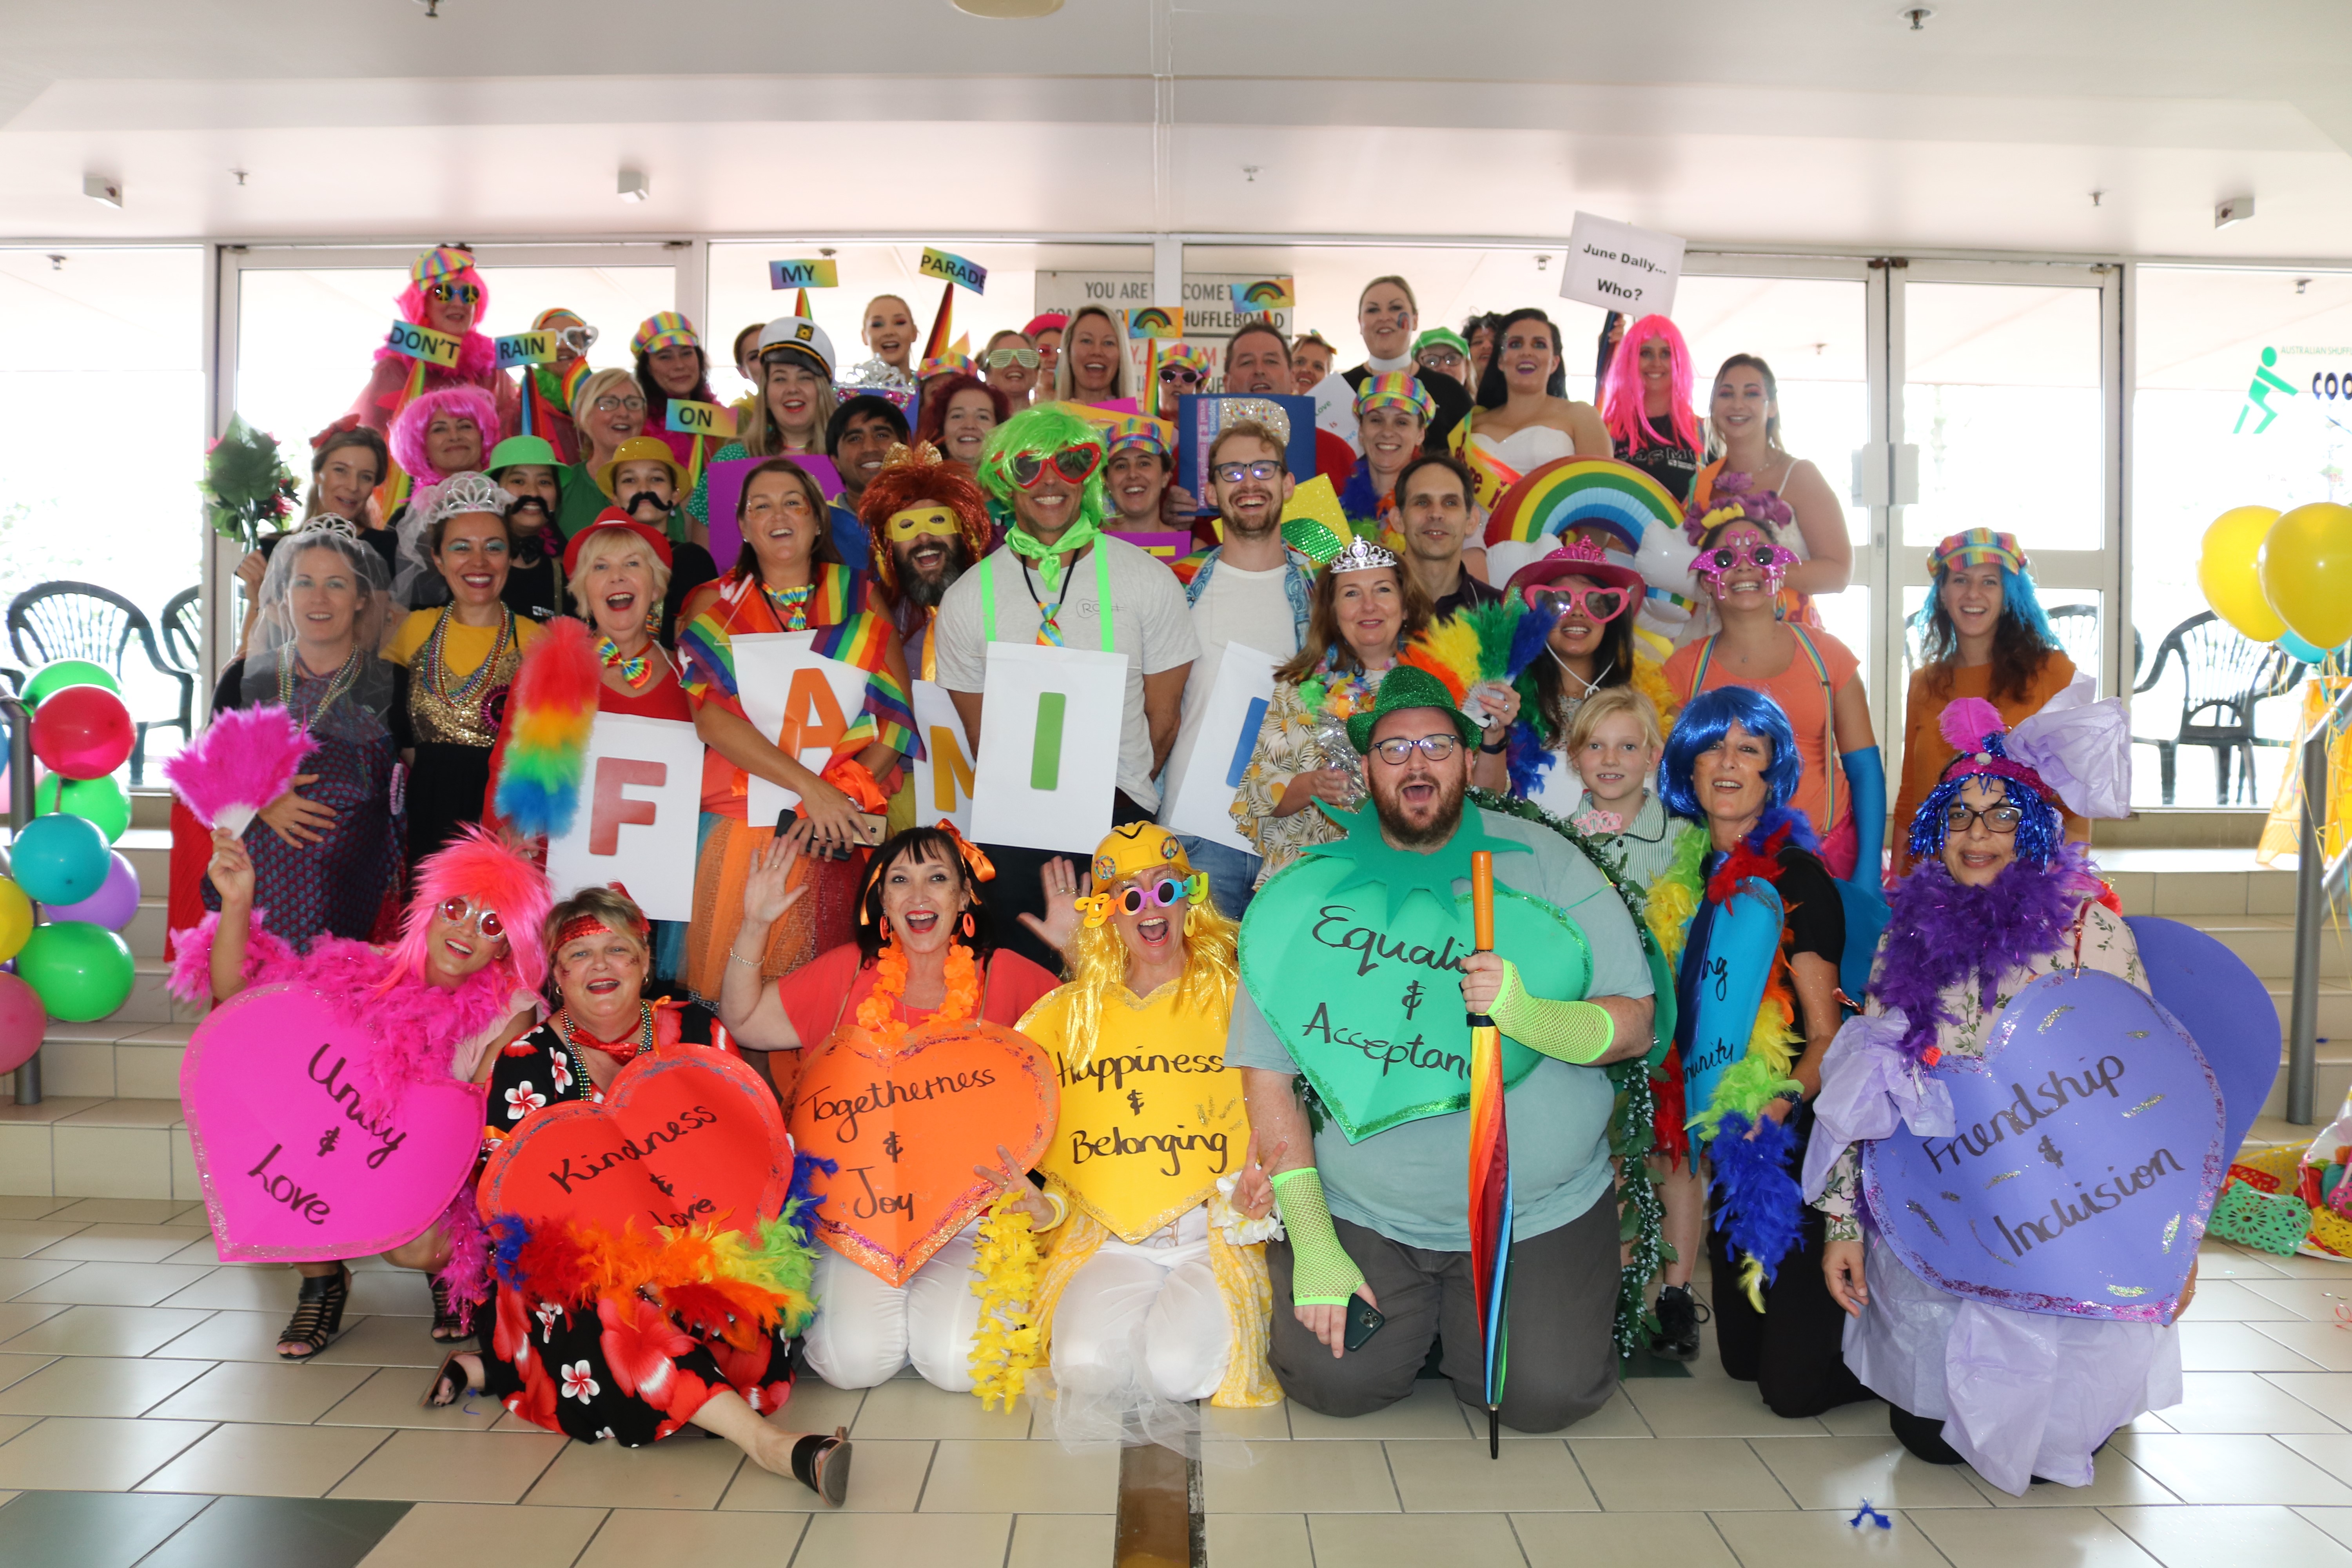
top-left (1239, 806), bottom-right (1592, 1142)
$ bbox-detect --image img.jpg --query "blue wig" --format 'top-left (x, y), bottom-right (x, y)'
top-left (1905, 751), bottom-right (2064, 869)
top-left (1660, 686), bottom-right (1802, 822)
top-left (1911, 561), bottom-right (2059, 661)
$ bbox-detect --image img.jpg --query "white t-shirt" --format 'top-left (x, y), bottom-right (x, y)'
top-left (1158, 561), bottom-right (1298, 820)
top-left (933, 534), bottom-right (1200, 812)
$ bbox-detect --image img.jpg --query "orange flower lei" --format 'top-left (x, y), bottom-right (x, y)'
top-left (854, 937), bottom-right (982, 1047)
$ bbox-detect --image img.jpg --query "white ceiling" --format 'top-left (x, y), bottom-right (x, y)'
top-left (5, 0), bottom-right (2352, 260)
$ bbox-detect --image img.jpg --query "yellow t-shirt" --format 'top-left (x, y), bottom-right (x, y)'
top-left (385, 608), bottom-right (544, 676)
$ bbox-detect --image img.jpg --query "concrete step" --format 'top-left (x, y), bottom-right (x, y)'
top-left (2102, 848), bottom-right (2299, 918)
top-left (0, 1095), bottom-right (195, 1201)
top-left (2169, 916), bottom-right (2352, 981)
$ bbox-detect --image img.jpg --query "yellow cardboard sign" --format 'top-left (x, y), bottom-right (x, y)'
top-left (664, 400), bottom-right (738, 439)
top-left (1277, 474), bottom-right (1350, 564)
top-left (1022, 984), bottom-right (1251, 1243)
top-left (385, 321), bottom-right (461, 368)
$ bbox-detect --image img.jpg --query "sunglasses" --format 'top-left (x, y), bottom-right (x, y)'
top-left (437, 897), bottom-right (506, 940)
top-left (1212, 460), bottom-right (1283, 485)
top-left (1370, 733), bottom-right (1459, 765)
top-left (1158, 366), bottom-right (1203, 384)
top-left (426, 283), bottom-right (481, 305)
top-left (1525, 584), bottom-right (1628, 622)
top-left (982, 347), bottom-right (1041, 369)
top-left (1696, 542), bottom-right (1798, 576)
top-left (1007, 446), bottom-right (1102, 488)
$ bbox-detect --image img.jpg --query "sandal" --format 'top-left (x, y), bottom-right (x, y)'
top-left (277, 1265), bottom-right (351, 1361)
top-left (790, 1426), bottom-right (852, 1506)
top-left (421, 1351), bottom-right (479, 1410)
top-left (428, 1275), bottom-right (470, 1342)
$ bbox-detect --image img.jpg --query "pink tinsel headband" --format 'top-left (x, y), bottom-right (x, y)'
top-left (1936, 696), bottom-right (2053, 799)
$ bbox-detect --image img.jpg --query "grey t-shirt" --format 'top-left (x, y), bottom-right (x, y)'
top-left (1227, 806), bottom-right (1654, 1251)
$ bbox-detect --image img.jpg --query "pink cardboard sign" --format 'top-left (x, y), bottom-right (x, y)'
top-left (705, 454), bottom-right (844, 571)
top-left (179, 984), bottom-right (485, 1263)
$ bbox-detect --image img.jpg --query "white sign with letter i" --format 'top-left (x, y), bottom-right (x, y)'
top-left (968, 643), bottom-right (1125, 851)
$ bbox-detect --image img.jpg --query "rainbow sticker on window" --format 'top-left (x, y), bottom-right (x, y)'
top-left (1230, 278), bottom-right (1296, 311)
top-left (1127, 306), bottom-right (1184, 339)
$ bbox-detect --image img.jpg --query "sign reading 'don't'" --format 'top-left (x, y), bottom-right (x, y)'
top-left (1558, 212), bottom-right (1686, 318)
top-left (385, 320), bottom-right (461, 368)
top-left (734, 632), bottom-right (873, 824)
top-left (968, 642), bottom-right (1125, 852)
top-left (542, 713), bottom-right (704, 922)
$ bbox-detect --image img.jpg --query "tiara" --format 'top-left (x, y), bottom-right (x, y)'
top-left (290, 514), bottom-right (364, 543)
top-left (421, 470), bottom-right (516, 526)
top-left (1329, 535), bottom-right (1398, 573)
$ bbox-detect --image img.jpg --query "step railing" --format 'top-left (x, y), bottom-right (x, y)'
top-left (3, 695), bottom-right (36, 1105)
top-left (2290, 677), bottom-right (2352, 1123)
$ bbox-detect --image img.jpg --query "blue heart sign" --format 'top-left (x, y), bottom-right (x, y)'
top-left (1862, 968), bottom-right (2223, 1323)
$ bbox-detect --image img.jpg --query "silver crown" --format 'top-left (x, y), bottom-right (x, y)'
top-left (1328, 535), bottom-right (1399, 573)
top-left (419, 470), bottom-right (517, 527)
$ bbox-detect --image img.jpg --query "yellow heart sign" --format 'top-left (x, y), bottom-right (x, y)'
top-left (1020, 985), bottom-right (1250, 1244)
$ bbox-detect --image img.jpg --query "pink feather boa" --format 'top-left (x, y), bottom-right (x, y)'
top-left (169, 910), bottom-right (524, 1124)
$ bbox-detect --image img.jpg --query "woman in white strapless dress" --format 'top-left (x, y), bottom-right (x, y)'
top-left (1465, 308), bottom-right (1610, 487)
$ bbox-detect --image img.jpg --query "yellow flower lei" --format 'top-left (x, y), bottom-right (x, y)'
top-left (967, 1192), bottom-right (1045, 1410)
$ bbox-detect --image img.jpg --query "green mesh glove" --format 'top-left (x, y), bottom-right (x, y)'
top-left (1487, 957), bottom-right (1614, 1065)
top-left (1269, 1167), bottom-right (1367, 1307)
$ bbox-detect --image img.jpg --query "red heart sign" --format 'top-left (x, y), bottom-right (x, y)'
top-left (479, 1048), bottom-right (793, 1238)
top-left (789, 1020), bottom-right (1057, 1287)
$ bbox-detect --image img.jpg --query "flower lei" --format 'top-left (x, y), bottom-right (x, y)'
top-left (967, 1197), bottom-right (1044, 1410)
top-left (1296, 650), bottom-right (1383, 722)
top-left (855, 938), bottom-right (981, 1048)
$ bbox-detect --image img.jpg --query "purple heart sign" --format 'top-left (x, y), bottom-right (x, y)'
top-left (1862, 968), bottom-right (2223, 1323)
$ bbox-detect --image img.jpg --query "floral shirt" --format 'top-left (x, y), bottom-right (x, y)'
top-left (1815, 899), bottom-right (2145, 1242)
top-left (1230, 679), bottom-right (1364, 886)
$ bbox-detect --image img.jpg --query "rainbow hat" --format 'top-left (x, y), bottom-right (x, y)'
top-left (410, 245), bottom-right (476, 287)
top-left (630, 311), bottom-right (700, 358)
top-left (1482, 457), bottom-right (1680, 552)
top-left (1104, 414), bottom-right (1173, 457)
top-left (1354, 372), bottom-right (1434, 421)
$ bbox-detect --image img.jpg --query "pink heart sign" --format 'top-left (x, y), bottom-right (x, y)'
top-left (180, 984), bottom-right (486, 1263)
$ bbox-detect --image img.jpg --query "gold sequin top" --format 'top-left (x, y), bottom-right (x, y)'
top-left (385, 608), bottom-right (543, 747)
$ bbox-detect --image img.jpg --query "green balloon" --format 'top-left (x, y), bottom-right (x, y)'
top-left (16, 920), bottom-right (134, 1024)
top-left (23, 661), bottom-right (122, 707)
top-left (35, 773), bottom-right (130, 843)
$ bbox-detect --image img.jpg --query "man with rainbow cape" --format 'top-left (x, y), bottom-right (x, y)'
top-left (1227, 664), bottom-right (1657, 1432)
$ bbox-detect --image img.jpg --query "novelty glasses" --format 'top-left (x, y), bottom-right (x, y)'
top-left (1076, 871), bottom-right (1208, 927)
top-left (427, 282), bottom-right (482, 306)
top-left (437, 897), bottom-right (506, 939)
top-left (1007, 445), bottom-right (1103, 488)
top-left (982, 347), bottom-right (1042, 370)
top-left (1523, 583), bottom-right (1629, 622)
top-left (1695, 541), bottom-right (1799, 579)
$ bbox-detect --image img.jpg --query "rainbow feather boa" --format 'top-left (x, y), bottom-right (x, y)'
top-left (488, 1205), bottom-right (820, 1349)
top-left (492, 616), bottom-right (602, 838)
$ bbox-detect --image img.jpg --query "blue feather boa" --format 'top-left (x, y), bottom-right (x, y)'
top-left (1708, 1109), bottom-right (1804, 1291)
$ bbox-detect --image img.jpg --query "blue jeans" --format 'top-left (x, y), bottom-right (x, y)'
top-left (1176, 835), bottom-right (1263, 922)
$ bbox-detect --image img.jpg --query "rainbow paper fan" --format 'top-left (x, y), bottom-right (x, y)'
top-left (1482, 457), bottom-right (1681, 551)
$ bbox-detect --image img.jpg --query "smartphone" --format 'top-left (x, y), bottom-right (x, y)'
top-left (774, 809), bottom-right (887, 860)
top-left (1343, 1295), bottom-right (1385, 1352)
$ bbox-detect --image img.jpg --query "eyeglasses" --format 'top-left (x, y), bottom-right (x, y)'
top-left (1007, 446), bottom-right (1102, 488)
top-left (982, 347), bottom-right (1040, 370)
top-left (1419, 349), bottom-right (1466, 371)
top-left (592, 395), bottom-right (648, 414)
top-left (558, 324), bottom-right (598, 354)
top-left (1525, 584), bottom-right (1628, 622)
top-left (1117, 873), bottom-right (1206, 915)
top-left (437, 897), bottom-right (506, 939)
top-left (1158, 366), bottom-right (1203, 385)
top-left (426, 283), bottom-right (481, 305)
top-left (1944, 802), bottom-right (2025, 835)
top-left (1370, 733), bottom-right (1460, 765)
top-left (1212, 460), bottom-right (1283, 485)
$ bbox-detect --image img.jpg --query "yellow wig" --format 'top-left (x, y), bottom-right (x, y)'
top-left (1060, 824), bottom-right (1239, 1069)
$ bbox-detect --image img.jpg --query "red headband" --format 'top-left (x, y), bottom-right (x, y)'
top-left (555, 885), bottom-right (650, 948)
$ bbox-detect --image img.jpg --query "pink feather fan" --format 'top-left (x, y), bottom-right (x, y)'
top-left (1938, 696), bottom-right (2007, 757)
top-left (163, 705), bottom-right (314, 837)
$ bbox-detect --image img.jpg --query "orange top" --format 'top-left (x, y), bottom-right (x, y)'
top-left (1662, 626), bottom-right (1862, 842)
top-left (1889, 653), bottom-right (2081, 875)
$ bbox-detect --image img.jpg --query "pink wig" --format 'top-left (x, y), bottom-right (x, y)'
top-left (372, 264), bottom-right (499, 382)
top-left (1601, 314), bottom-right (1699, 454)
top-left (386, 824), bottom-right (554, 998)
top-left (391, 384), bottom-right (502, 485)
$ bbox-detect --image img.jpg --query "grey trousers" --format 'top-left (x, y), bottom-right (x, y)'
top-left (1266, 1191), bottom-right (1620, 1433)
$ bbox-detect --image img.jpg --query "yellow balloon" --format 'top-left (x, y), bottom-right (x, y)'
top-left (2198, 505), bottom-right (2285, 641)
top-left (0, 879), bottom-right (31, 964)
top-left (2260, 501), bottom-right (2352, 650)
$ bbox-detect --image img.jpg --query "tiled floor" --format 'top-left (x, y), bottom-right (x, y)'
top-left (0, 1199), bottom-right (2350, 1567)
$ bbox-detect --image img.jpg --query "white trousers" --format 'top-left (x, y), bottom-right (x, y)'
top-left (1049, 1208), bottom-right (1230, 1406)
top-left (803, 1221), bottom-right (986, 1392)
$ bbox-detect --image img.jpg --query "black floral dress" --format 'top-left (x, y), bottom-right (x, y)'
top-left (476, 1020), bottom-right (798, 1445)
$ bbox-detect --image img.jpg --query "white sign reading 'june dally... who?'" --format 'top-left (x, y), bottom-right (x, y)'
top-left (1559, 213), bottom-right (1686, 318)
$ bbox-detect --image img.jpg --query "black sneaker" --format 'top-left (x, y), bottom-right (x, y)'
top-left (1650, 1284), bottom-right (1705, 1360)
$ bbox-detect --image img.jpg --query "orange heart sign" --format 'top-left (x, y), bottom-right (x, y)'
top-left (478, 1049), bottom-right (793, 1238)
top-left (788, 1020), bottom-right (1057, 1287)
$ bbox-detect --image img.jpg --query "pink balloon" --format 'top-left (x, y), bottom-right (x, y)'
top-left (45, 852), bottom-right (139, 931)
top-left (30, 686), bottom-right (134, 780)
top-left (0, 974), bottom-right (45, 1074)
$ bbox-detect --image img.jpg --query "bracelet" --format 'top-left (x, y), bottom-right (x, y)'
top-left (1479, 737), bottom-right (1507, 755)
top-left (727, 948), bottom-right (762, 968)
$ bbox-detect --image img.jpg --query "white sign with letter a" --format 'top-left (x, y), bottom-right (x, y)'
top-left (1559, 212), bottom-right (1686, 318)
top-left (911, 680), bottom-right (976, 836)
top-left (543, 714), bottom-right (704, 920)
top-left (1160, 643), bottom-right (1279, 855)
top-left (733, 632), bottom-right (873, 824)
top-left (969, 643), bottom-right (1125, 852)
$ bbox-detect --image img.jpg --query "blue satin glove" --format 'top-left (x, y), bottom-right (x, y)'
top-left (1839, 744), bottom-right (1886, 889)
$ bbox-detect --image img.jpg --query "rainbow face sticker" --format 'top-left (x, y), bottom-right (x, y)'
top-left (886, 505), bottom-right (959, 544)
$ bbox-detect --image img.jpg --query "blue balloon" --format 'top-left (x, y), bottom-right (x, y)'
top-left (11, 812), bottom-right (111, 906)
top-left (2280, 629), bottom-right (2332, 664)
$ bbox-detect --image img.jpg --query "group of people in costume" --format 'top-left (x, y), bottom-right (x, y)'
top-left (163, 244), bottom-right (2227, 1503)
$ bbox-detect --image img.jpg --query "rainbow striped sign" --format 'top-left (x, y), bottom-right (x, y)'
top-left (1482, 456), bottom-right (1681, 551)
top-left (1126, 306), bottom-right (1184, 339)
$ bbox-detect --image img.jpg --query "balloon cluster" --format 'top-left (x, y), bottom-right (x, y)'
top-left (2199, 503), bottom-right (2352, 665)
top-left (0, 662), bottom-right (141, 1072)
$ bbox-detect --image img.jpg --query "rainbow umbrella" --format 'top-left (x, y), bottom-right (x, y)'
top-left (1466, 850), bottom-right (1512, 1458)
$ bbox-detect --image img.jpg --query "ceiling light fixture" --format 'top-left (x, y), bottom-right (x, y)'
top-left (2216, 194), bottom-right (2255, 228)
top-left (46, 254), bottom-right (64, 272)
top-left (951, 0), bottom-right (1062, 16)
top-left (416, 0), bottom-right (440, 16)
top-left (618, 169), bottom-right (650, 203)
top-left (1901, 5), bottom-right (1934, 28)
top-left (2297, 278), bottom-right (2312, 295)
top-left (82, 174), bottom-right (122, 208)
top-left (2089, 190), bottom-right (2103, 207)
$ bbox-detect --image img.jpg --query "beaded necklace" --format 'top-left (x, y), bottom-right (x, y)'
top-left (597, 635), bottom-right (656, 693)
top-left (552, 1002), bottom-right (655, 1093)
top-left (417, 605), bottom-right (515, 724)
top-left (277, 643), bottom-right (364, 723)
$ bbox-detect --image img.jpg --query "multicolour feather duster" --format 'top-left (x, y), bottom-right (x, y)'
top-left (162, 704), bottom-right (314, 837)
top-left (492, 617), bottom-right (602, 838)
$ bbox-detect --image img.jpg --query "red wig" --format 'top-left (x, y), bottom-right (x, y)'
top-left (855, 442), bottom-right (993, 595)
top-left (913, 373), bottom-right (1011, 453)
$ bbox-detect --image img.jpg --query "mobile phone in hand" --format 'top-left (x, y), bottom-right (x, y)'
top-left (1343, 1294), bottom-right (1385, 1352)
